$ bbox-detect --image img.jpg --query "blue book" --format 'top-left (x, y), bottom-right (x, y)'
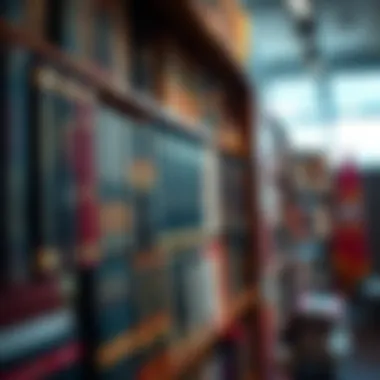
top-left (131, 125), bottom-right (159, 258)
top-left (94, 106), bottom-right (136, 378)
top-left (30, 65), bottom-right (81, 279)
top-left (0, 46), bottom-right (31, 285)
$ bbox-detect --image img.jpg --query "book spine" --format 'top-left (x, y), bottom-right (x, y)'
top-left (47, 0), bottom-right (92, 57)
top-left (131, 126), bottom-right (157, 258)
top-left (73, 101), bottom-right (100, 269)
top-left (94, 107), bottom-right (136, 378)
top-left (109, 0), bottom-right (130, 92)
top-left (71, 98), bottom-right (101, 379)
top-left (31, 66), bottom-right (77, 278)
top-left (129, 1), bottom-right (162, 95)
top-left (56, 94), bottom-right (78, 280)
top-left (0, 47), bottom-right (31, 285)
top-left (0, 308), bottom-right (83, 379)
top-left (92, 0), bottom-right (113, 72)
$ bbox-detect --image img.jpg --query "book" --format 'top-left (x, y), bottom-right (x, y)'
top-left (93, 106), bottom-right (136, 378)
top-left (130, 0), bottom-right (162, 96)
top-left (92, 0), bottom-right (130, 91)
top-left (31, 65), bottom-right (92, 279)
top-left (108, 0), bottom-right (130, 92)
top-left (0, 0), bottom-right (46, 36)
top-left (203, 146), bottom-right (222, 235)
top-left (155, 131), bottom-right (209, 340)
top-left (130, 125), bottom-right (159, 259)
top-left (46, 0), bottom-right (92, 57)
top-left (0, 46), bottom-right (31, 285)
top-left (221, 157), bottom-right (248, 230)
top-left (129, 125), bottom-right (172, 375)
top-left (30, 68), bottom-right (97, 380)
top-left (225, 231), bottom-right (247, 295)
top-left (0, 308), bottom-right (83, 379)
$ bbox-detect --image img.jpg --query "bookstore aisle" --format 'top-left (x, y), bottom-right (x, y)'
top-left (0, 1), bottom-right (261, 380)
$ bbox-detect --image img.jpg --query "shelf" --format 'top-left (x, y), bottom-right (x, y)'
top-left (169, 288), bottom-right (257, 378)
top-left (0, 19), bottom-right (205, 143)
top-left (97, 313), bottom-right (171, 369)
top-left (149, 0), bottom-right (248, 94)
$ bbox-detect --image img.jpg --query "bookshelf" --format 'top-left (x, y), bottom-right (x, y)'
top-left (0, 0), bottom-right (258, 379)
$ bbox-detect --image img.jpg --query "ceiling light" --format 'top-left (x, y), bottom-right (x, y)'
top-left (285, 0), bottom-right (313, 20)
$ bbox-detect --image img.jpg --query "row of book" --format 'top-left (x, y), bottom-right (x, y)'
top-left (0, 51), bottom-right (250, 378)
top-left (1, 2), bottom-right (251, 379)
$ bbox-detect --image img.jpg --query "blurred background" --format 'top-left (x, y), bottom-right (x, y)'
top-left (2, 0), bottom-right (380, 379)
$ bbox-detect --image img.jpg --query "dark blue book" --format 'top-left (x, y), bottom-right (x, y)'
top-left (0, 46), bottom-right (31, 285)
top-left (30, 65), bottom-right (81, 279)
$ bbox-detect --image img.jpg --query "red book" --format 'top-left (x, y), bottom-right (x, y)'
top-left (0, 280), bottom-right (62, 326)
top-left (333, 160), bottom-right (371, 293)
top-left (73, 103), bottom-right (101, 268)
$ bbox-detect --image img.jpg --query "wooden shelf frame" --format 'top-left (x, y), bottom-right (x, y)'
top-left (0, 20), bottom-right (205, 141)
top-left (0, 19), bottom-right (247, 159)
top-left (148, 0), bottom-right (249, 95)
